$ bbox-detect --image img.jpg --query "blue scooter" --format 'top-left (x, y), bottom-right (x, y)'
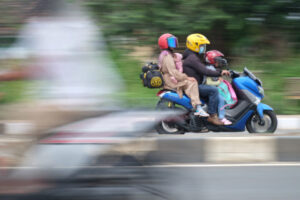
top-left (155, 67), bottom-right (277, 134)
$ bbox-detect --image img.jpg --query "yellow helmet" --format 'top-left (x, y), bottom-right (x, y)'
top-left (186, 33), bottom-right (210, 53)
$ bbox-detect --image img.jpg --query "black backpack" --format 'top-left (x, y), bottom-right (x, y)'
top-left (140, 62), bottom-right (164, 89)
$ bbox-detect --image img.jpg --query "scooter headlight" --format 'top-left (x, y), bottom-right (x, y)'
top-left (254, 96), bottom-right (261, 105)
top-left (258, 86), bottom-right (264, 97)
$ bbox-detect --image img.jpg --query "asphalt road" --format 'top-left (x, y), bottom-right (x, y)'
top-left (146, 163), bottom-right (300, 200)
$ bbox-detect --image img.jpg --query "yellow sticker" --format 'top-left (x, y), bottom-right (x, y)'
top-left (150, 77), bottom-right (162, 87)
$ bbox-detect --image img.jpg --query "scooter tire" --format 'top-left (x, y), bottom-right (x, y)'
top-left (246, 110), bottom-right (277, 133)
top-left (155, 99), bottom-right (186, 134)
top-left (155, 121), bottom-right (186, 135)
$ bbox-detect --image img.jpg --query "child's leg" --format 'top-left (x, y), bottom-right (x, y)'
top-left (218, 93), bottom-right (232, 125)
top-left (218, 93), bottom-right (225, 119)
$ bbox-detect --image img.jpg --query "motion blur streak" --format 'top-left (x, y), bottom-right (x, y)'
top-left (11, 0), bottom-right (122, 108)
top-left (0, 0), bottom-right (123, 135)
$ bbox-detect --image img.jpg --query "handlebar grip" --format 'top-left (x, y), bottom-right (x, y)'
top-left (230, 70), bottom-right (240, 78)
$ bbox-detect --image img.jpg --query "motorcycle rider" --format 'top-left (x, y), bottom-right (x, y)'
top-left (182, 33), bottom-right (230, 125)
top-left (158, 33), bottom-right (209, 116)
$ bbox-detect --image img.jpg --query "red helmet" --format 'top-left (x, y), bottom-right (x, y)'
top-left (158, 33), bottom-right (178, 50)
top-left (205, 50), bottom-right (224, 64)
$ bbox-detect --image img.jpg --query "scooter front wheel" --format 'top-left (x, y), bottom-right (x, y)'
top-left (246, 110), bottom-right (277, 133)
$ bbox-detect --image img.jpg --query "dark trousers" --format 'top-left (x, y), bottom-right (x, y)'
top-left (199, 84), bottom-right (219, 114)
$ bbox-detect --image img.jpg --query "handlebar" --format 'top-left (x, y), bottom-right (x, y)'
top-left (228, 68), bottom-right (262, 85)
top-left (229, 70), bottom-right (240, 78)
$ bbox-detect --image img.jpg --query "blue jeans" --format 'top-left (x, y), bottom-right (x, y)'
top-left (198, 85), bottom-right (219, 115)
top-left (218, 93), bottom-right (225, 119)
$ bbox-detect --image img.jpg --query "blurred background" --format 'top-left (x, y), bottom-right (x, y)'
top-left (0, 0), bottom-right (299, 113)
top-left (0, 1), bottom-right (299, 199)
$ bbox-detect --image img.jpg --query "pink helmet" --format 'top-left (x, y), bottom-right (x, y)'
top-left (158, 33), bottom-right (178, 50)
top-left (205, 50), bottom-right (224, 64)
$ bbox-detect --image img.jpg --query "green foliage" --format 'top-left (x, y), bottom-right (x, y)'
top-left (230, 56), bottom-right (300, 114)
top-left (84, 0), bottom-right (300, 113)
top-left (86, 0), bottom-right (231, 42)
top-left (0, 0), bottom-right (299, 114)
top-left (85, 0), bottom-right (300, 56)
top-left (0, 81), bottom-right (30, 104)
top-left (108, 47), bottom-right (159, 108)
top-left (107, 45), bottom-right (300, 113)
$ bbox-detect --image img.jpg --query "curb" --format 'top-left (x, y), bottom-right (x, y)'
top-left (0, 115), bottom-right (299, 135)
top-left (277, 115), bottom-right (300, 130)
top-left (0, 121), bottom-right (35, 135)
top-left (111, 136), bottom-right (300, 164)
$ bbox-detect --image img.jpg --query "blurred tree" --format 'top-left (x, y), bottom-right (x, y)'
top-left (86, 0), bottom-right (230, 42)
top-left (215, 0), bottom-right (300, 57)
top-left (85, 0), bottom-right (300, 58)
top-left (0, 0), bottom-right (298, 56)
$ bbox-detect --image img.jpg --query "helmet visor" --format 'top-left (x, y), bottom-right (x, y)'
top-left (214, 57), bottom-right (228, 68)
top-left (199, 44), bottom-right (206, 54)
top-left (167, 36), bottom-right (178, 48)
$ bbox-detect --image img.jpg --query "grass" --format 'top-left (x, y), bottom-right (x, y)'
top-left (108, 47), bottom-right (161, 108)
top-left (0, 47), bottom-right (299, 114)
top-left (229, 56), bottom-right (300, 114)
top-left (109, 47), bottom-right (300, 114)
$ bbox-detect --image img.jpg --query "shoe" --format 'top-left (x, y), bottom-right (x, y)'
top-left (221, 118), bottom-right (232, 125)
top-left (207, 114), bottom-right (224, 126)
top-left (194, 105), bottom-right (209, 117)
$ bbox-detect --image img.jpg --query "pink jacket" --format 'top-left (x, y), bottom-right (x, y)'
top-left (158, 50), bottom-right (183, 84)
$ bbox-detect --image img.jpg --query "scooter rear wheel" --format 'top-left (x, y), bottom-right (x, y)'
top-left (246, 110), bottom-right (277, 133)
top-left (155, 99), bottom-right (186, 134)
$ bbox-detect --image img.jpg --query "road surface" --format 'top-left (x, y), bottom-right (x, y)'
top-left (146, 163), bottom-right (300, 200)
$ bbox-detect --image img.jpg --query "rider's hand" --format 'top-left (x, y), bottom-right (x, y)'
top-left (221, 70), bottom-right (230, 76)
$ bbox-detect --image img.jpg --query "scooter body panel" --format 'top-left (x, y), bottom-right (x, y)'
top-left (157, 68), bottom-right (275, 133)
top-left (233, 76), bottom-right (262, 99)
top-left (224, 110), bottom-right (254, 131)
top-left (159, 91), bottom-right (206, 110)
top-left (257, 103), bottom-right (273, 119)
top-left (160, 91), bottom-right (193, 109)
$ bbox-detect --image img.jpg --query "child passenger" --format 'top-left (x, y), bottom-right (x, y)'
top-left (204, 50), bottom-right (236, 125)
